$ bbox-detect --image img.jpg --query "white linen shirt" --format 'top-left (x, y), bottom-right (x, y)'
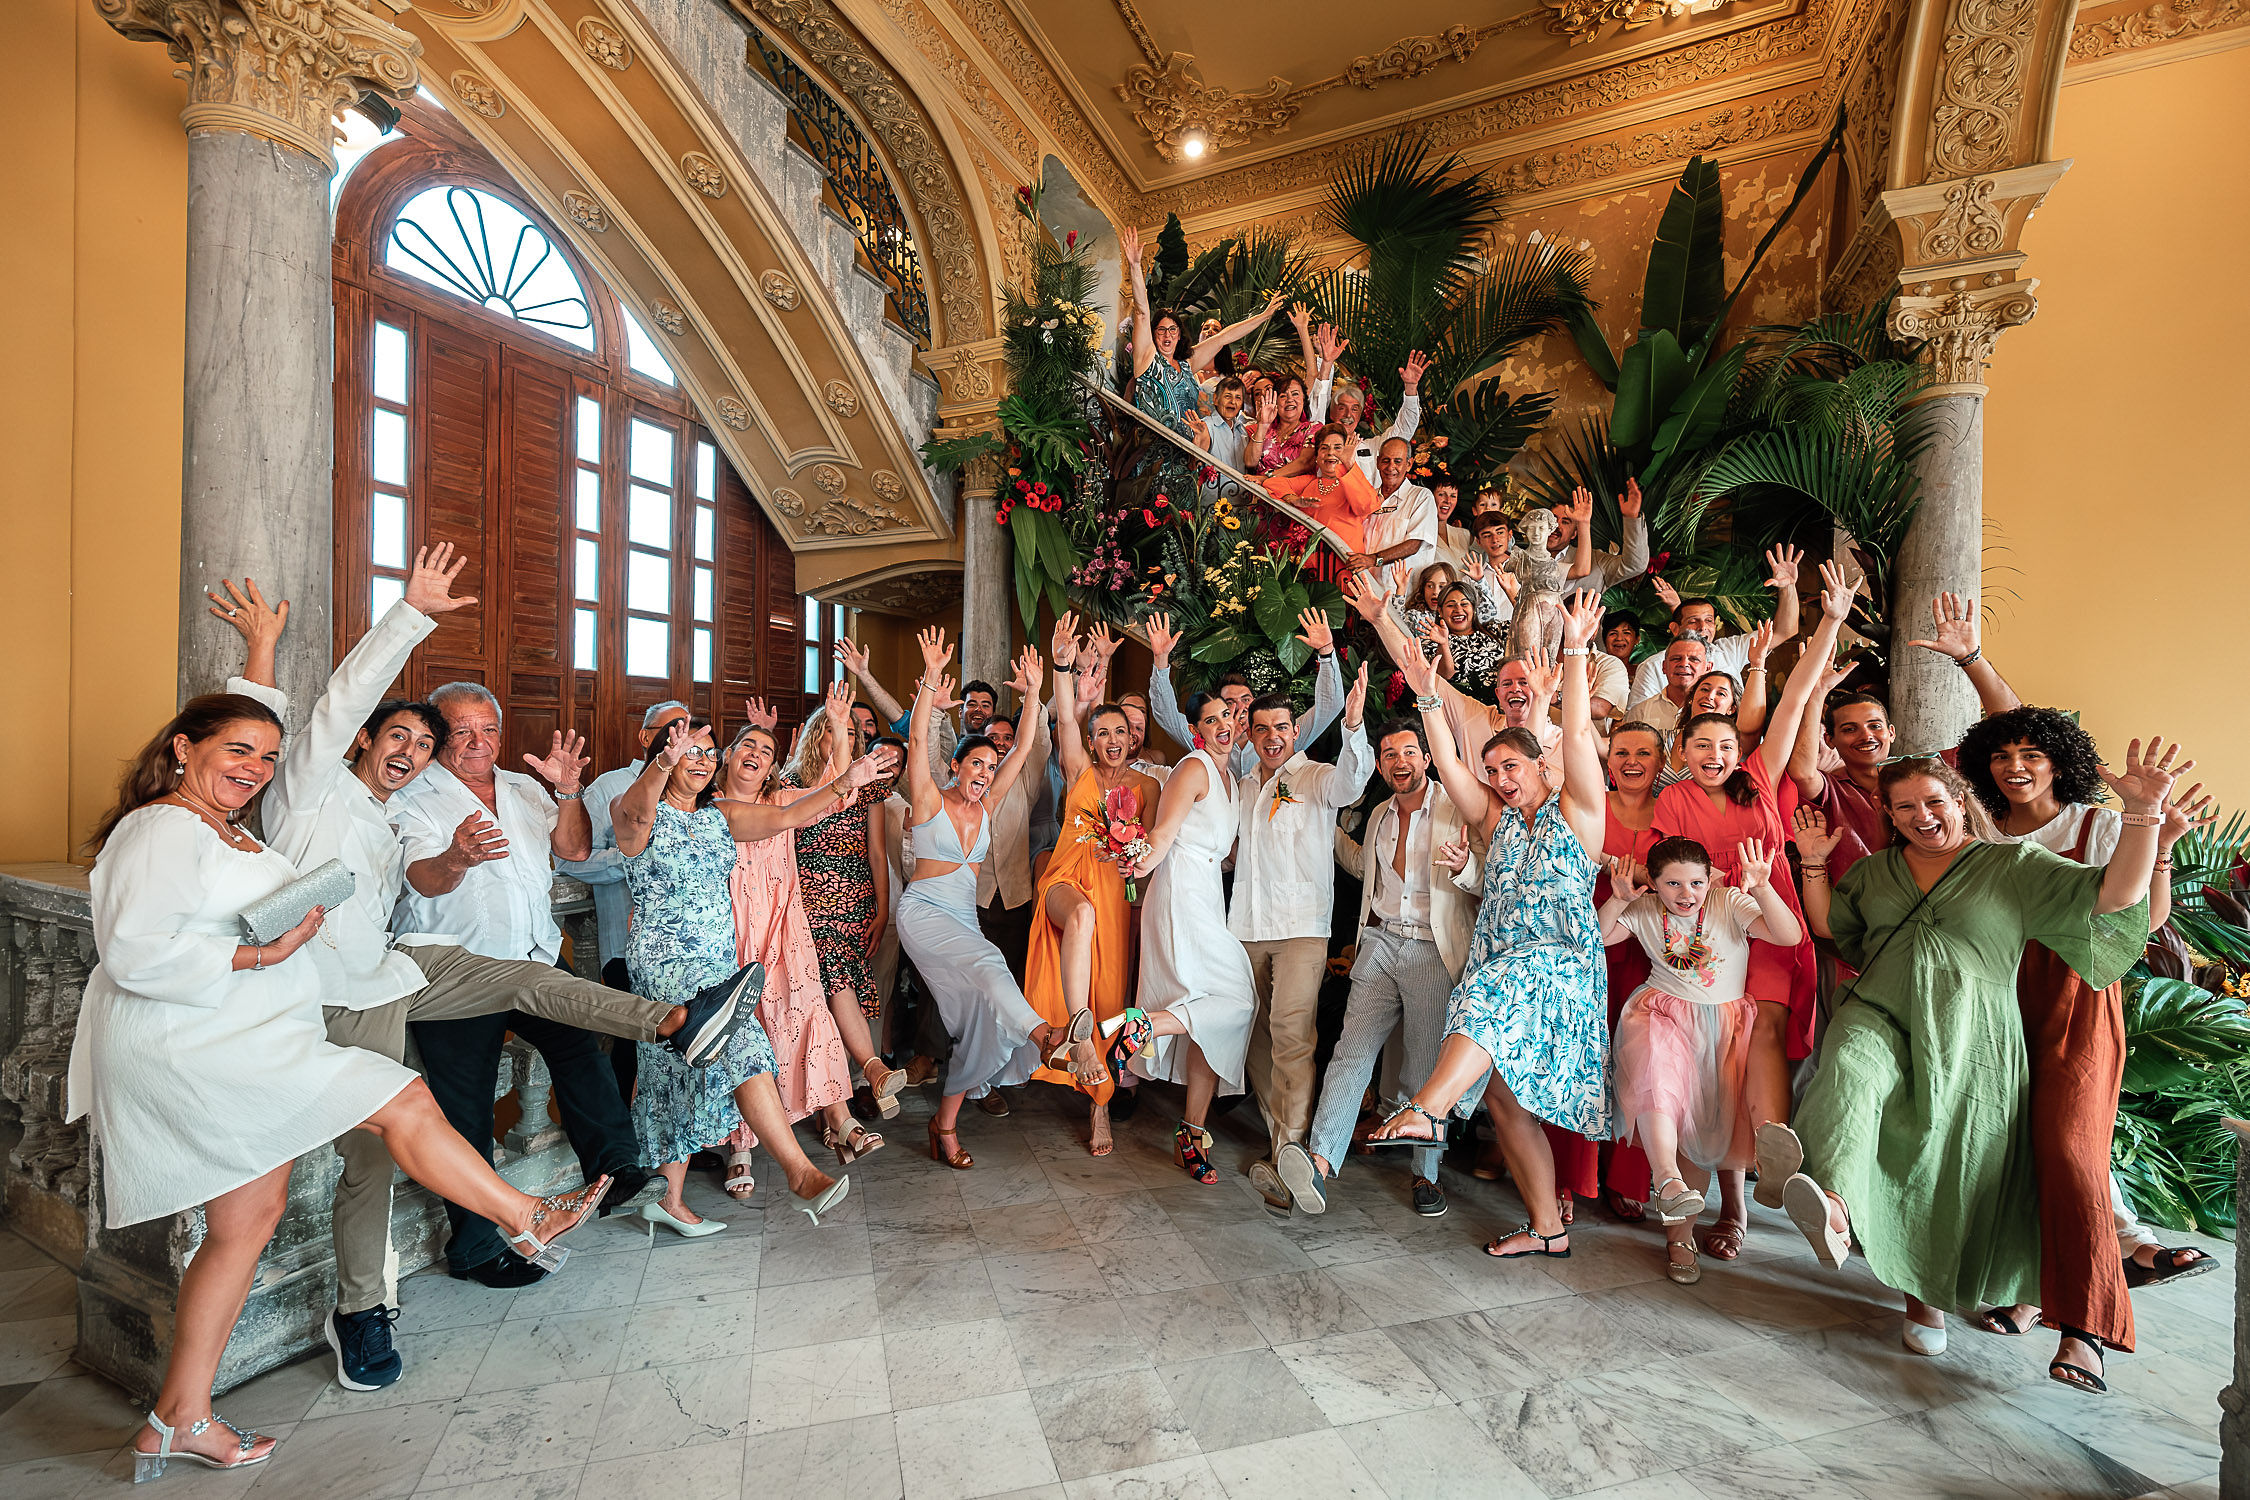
top-left (1308, 380), bottom-right (1422, 483)
top-left (390, 762), bottom-right (565, 964)
top-left (1227, 726), bottom-right (1374, 943)
top-left (1990, 802), bottom-right (2122, 866)
top-left (1364, 795), bottom-right (1434, 929)
top-left (1364, 480), bottom-right (1439, 572)
top-left (226, 599), bottom-right (437, 1011)
top-left (1627, 631), bottom-right (1755, 706)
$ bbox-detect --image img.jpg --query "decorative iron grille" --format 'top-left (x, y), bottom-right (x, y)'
top-left (750, 29), bottom-right (931, 346)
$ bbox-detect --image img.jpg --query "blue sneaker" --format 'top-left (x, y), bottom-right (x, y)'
top-left (326, 1305), bottom-right (403, 1391)
top-left (666, 963), bottom-right (765, 1067)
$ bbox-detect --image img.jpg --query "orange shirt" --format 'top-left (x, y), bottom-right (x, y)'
top-left (1260, 468), bottom-right (1383, 555)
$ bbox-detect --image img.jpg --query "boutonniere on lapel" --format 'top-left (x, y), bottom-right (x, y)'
top-left (1267, 780), bottom-right (1300, 821)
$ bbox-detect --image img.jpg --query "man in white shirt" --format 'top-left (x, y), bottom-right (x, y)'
top-left (1230, 669), bottom-right (1373, 1208)
top-left (214, 552), bottom-right (739, 1390)
top-left (1548, 480), bottom-right (1651, 595)
top-left (1281, 719), bottom-right (1482, 1218)
top-left (1621, 636), bottom-right (1714, 734)
top-left (1624, 547), bottom-right (1805, 704)
top-left (1361, 438), bottom-right (1439, 573)
top-left (1145, 610), bottom-right (1345, 781)
top-left (1432, 479), bottom-right (1476, 576)
top-left (390, 682), bottom-right (668, 1292)
top-left (1306, 337), bottom-right (1426, 484)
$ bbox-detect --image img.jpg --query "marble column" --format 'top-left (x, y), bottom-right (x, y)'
top-left (88, 0), bottom-right (420, 1399)
top-left (1886, 392), bottom-right (1983, 754)
top-left (958, 477), bottom-right (1012, 690)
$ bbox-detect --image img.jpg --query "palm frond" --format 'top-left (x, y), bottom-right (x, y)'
top-left (1327, 134), bottom-right (1502, 321)
top-left (1689, 402), bottom-right (1930, 559)
top-left (1433, 238), bottom-right (1595, 393)
top-left (1435, 378), bottom-right (1557, 498)
top-left (1521, 415), bottom-right (1629, 546)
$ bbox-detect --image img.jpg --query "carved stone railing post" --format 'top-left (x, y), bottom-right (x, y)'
top-left (0, 868), bottom-right (98, 1267)
top-left (2224, 1118), bottom-right (2250, 1492)
top-left (925, 336), bottom-right (1011, 685)
top-left (91, 0), bottom-right (420, 726)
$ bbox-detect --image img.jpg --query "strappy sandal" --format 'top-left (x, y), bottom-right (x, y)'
top-left (2050, 1326), bottom-right (2109, 1395)
top-left (1366, 1101), bottom-right (1448, 1149)
top-left (927, 1121), bottom-right (973, 1170)
top-left (504, 1175), bottom-right (611, 1271)
top-left (1666, 1240), bottom-right (1702, 1285)
top-left (1978, 1304), bottom-right (2036, 1336)
top-left (1649, 1176), bottom-right (1706, 1226)
top-left (1175, 1122), bottom-right (1218, 1185)
top-left (862, 1058), bottom-right (907, 1120)
top-left (1700, 1217), bottom-right (1746, 1262)
top-left (1045, 1009), bottom-right (1096, 1070)
top-left (1604, 1188), bottom-right (1646, 1223)
top-left (724, 1149), bottom-right (757, 1201)
top-left (825, 1122), bottom-right (885, 1166)
top-left (1101, 1007), bottom-right (1153, 1076)
top-left (2123, 1244), bottom-right (2217, 1288)
top-left (1485, 1223), bottom-right (1571, 1259)
top-left (134, 1411), bottom-right (273, 1481)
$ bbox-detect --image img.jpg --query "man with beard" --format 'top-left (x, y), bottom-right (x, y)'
top-left (1279, 719), bottom-right (1485, 1219)
top-left (1145, 611), bottom-right (1344, 781)
top-left (1345, 571), bottom-right (1563, 784)
top-left (1116, 692), bottom-right (1170, 782)
top-left (1229, 670), bottom-right (1373, 1209)
top-left (1546, 478), bottom-right (1650, 596)
top-left (211, 550), bottom-right (740, 1391)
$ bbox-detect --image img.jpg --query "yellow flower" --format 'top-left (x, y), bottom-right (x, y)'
top-left (1221, 516), bottom-right (1241, 530)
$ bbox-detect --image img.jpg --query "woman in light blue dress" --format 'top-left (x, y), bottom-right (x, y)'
top-left (613, 717), bottom-right (894, 1233)
top-left (1371, 593), bottom-right (1615, 1260)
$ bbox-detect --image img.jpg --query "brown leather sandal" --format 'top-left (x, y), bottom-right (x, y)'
top-left (927, 1121), bottom-right (973, 1170)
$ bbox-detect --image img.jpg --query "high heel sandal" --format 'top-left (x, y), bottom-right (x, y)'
top-left (792, 1174), bottom-right (850, 1225)
top-left (1648, 1176), bottom-right (1707, 1226)
top-left (1753, 1122), bottom-right (1803, 1210)
top-left (862, 1058), bottom-right (906, 1120)
top-left (1782, 1173), bottom-right (1850, 1270)
top-left (1366, 1101), bottom-right (1447, 1149)
top-left (134, 1411), bottom-right (271, 1483)
top-left (503, 1175), bottom-right (610, 1272)
top-left (2049, 1326), bottom-right (2108, 1394)
top-left (1174, 1121), bottom-right (1218, 1185)
top-left (1101, 1007), bottom-right (1153, 1076)
top-left (1045, 1009), bottom-right (1096, 1070)
top-left (723, 1148), bottom-right (756, 1201)
top-left (825, 1121), bottom-right (885, 1165)
top-left (927, 1121), bottom-right (973, 1170)
top-left (1485, 1223), bottom-right (1571, 1259)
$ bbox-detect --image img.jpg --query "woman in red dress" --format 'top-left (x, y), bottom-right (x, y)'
top-left (1649, 562), bottom-right (1851, 1258)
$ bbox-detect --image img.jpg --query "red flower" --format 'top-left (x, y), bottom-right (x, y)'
top-left (1065, 229), bottom-right (1078, 249)
top-left (1033, 481), bottom-right (1048, 495)
top-left (1648, 551), bottom-right (1671, 574)
top-left (1016, 185), bottom-right (1034, 204)
top-left (1153, 493), bottom-right (1169, 507)
top-left (1015, 478), bottom-right (1030, 492)
top-left (1142, 509), bottom-right (1160, 527)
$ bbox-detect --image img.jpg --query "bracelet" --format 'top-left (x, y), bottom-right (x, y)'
top-left (1801, 866), bottom-right (1829, 882)
top-left (2154, 859), bottom-right (2173, 872)
top-left (555, 790), bottom-right (584, 802)
top-left (1559, 647), bottom-right (1591, 657)
top-left (1414, 693), bottom-right (1443, 713)
top-left (1958, 647), bottom-right (1982, 667)
top-left (2120, 810), bottom-right (2163, 827)
top-left (1745, 665), bottom-right (1768, 674)
top-left (252, 945), bottom-right (265, 972)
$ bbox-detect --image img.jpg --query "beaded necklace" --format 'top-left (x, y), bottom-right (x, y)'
top-left (1657, 905), bottom-right (1712, 974)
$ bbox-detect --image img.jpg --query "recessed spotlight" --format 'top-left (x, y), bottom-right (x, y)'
top-left (1180, 131), bottom-right (1207, 160)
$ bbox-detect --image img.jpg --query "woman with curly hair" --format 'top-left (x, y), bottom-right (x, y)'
top-left (1954, 706), bottom-right (2210, 1388)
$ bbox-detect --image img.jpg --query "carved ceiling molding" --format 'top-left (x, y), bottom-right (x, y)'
top-left (963, 138), bottom-right (1035, 293)
top-left (1485, 88), bottom-right (1825, 198)
top-left (818, 561), bottom-right (964, 617)
top-left (871, 0), bottom-right (1038, 172)
top-left (2067, 0), bottom-right (2248, 64)
top-left (1543, 0), bottom-right (1735, 47)
top-left (741, 0), bottom-right (996, 341)
top-left (94, 0), bottom-right (422, 167)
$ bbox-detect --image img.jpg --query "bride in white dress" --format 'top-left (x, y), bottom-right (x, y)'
top-left (1115, 687), bottom-right (1257, 1184)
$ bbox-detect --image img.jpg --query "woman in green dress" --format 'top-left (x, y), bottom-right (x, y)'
top-left (1769, 743), bottom-right (2179, 1380)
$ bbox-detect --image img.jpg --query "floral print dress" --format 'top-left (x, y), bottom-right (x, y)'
top-left (624, 802), bottom-right (777, 1168)
top-left (790, 772), bottom-right (896, 1016)
top-left (1444, 795), bottom-right (1610, 1138)
top-left (1134, 353), bottom-right (1203, 502)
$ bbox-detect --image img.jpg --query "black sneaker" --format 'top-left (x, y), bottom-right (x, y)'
top-left (667, 963), bottom-right (764, 1067)
top-left (325, 1305), bottom-right (403, 1391)
top-left (1411, 1176), bottom-right (1448, 1218)
top-left (452, 1255), bottom-right (551, 1289)
top-left (600, 1166), bottom-right (656, 1218)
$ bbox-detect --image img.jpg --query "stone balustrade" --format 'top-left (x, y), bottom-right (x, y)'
top-left (0, 863), bottom-right (612, 1399)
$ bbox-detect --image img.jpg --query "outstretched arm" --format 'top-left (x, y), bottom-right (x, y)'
top-left (983, 645), bottom-right (1048, 807)
top-left (1905, 591), bottom-right (2020, 718)
top-left (1758, 559), bottom-right (1851, 783)
top-left (1555, 594), bottom-right (1609, 852)
top-left (835, 636), bottom-right (911, 731)
top-left (905, 626), bottom-right (954, 818)
top-left (1143, 612), bottom-right (1194, 753)
top-left (1736, 838), bottom-right (1803, 947)
top-left (2095, 738), bottom-right (2185, 915)
top-left (1050, 614), bottom-right (1090, 784)
top-left (1763, 544), bottom-right (1804, 651)
top-left (1190, 293), bottom-right (1286, 369)
top-left (1119, 223), bottom-right (1156, 378)
top-left (717, 749), bottom-right (895, 845)
top-left (1397, 637), bottom-right (1500, 841)
top-left (1789, 808), bottom-right (1843, 937)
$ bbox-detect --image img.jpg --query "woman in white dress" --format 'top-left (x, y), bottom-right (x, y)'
top-left (68, 695), bottom-right (611, 1482)
top-left (1115, 687), bottom-right (1259, 1184)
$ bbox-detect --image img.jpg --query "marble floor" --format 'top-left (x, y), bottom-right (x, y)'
top-left (0, 1082), bottom-right (2233, 1499)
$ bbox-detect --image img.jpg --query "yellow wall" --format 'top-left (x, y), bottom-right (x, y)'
top-left (1, 0), bottom-right (187, 863)
top-left (1984, 42), bottom-right (2250, 815)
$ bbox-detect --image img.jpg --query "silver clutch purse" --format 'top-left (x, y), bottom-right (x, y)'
top-left (239, 858), bottom-right (356, 944)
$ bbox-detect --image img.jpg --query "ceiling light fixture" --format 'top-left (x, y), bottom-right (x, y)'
top-left (1179, 130), bottom-right (1208, 161)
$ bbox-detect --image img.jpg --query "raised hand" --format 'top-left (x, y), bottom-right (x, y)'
top-left (744, 696), bottom-right (779, 731)
top-left (1904, 591), bottom-right (1980, 660)
top-left (1417, 619), bottom-right (1451, 651)
top-left (832, 635), bottom-right (871, 678)
top-left (1006, 645), bottom-right (1043, 700)
top-left (844, 748), bottom-right (893, 789)
top-left (1650, 574), bottom-right (1680, 612)
top-left (403, 542), bottom-right (477, 615)
top-left (1312, 322), bottom-right (1347, 365)
top-left (1295, 605), bottom-right (1334, 656)
top-left (1287, 300), bottom-right (1313, 334)
top-left (1523, 647), bottom-right (1561, 702)
top-left (1254, 383), bottom-right (1279, 426)
top-left (1051, 610), bottom-right (1081, 668)
top-left (1817, 558), bottom-right (1855, 623)
top-left (1397, 639), bottom-right (1439, 698)
top-left (2161, 781), bottom-right (2215, 851)
top-left (1744, 617), bottom-right (1776, 671)
top-left (1617, 478), bottom-right (1644, 520)
top-left (1390, 562), bottom-right (1414, 601)
top-left (1339, 572), bottom-right (1384, 624)
top-left (1117, 223), bottom-right (1142, 268)
top-left (525, 729), bottom-right (590, 793)
top-left (1763, 543), bottom-right (1804, 594)
top-left (916, 626), bottom-right (955, 677)
top-left (1566, 486), bottom-right (1593, 531)
top-left (653, 717), bottom-right (692, 771)
top-left (1461, 551), bottom-right (1485, 583)
top-left (1086, 621), bottom-right (1121, 662)
top-left (1185, 410), bottom-right (1211, 449)
top-left (1143, 610), bottom-right (1178, 668)
top-left (1737, 837), bottom-right (1774, 892)
top-left (1436, 830), bottom-right (1472, 875)
top-left (2098, 736), bottom-right (2190, 816)
top-left (206, 576), bottom-right (289, 648)
top-left (822, 679), bottom-right (853, 728)
top-left (1606, 854), bottom-right (1646, 904)
top-left (1400, 350), bottom-right (1429, 393)
top-left (1790, 806), bottom-right (1842, 864)
top-left (1561, 590), bottom-right (1602, 648)
top-left (925, 674), bottom-right (962, 713)
top-left (449, 811), bottom-right (510, 866)
top-left (1343, 660), bottom-right (1370, 729)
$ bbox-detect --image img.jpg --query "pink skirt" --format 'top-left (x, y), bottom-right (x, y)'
top-left (1612, 986), bottom-right (1757, 1172)
top-left (727, 846), bottom-right (853, 1149)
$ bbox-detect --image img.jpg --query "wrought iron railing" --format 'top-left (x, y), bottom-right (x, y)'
top-left (750, 29), bottom-right (931, 346)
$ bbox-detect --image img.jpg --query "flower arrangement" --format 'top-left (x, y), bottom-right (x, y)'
top-left (1077, 783), bottom-right (1153, 900)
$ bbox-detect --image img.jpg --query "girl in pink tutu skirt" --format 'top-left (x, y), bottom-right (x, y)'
top-left (1598, 834), bottom-right (1802, 1285)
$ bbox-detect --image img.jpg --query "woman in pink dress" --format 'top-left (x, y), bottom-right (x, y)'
top-left (715, 691), bottom-right (873, 1197)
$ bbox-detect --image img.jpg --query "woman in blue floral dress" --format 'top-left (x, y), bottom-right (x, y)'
top-left (1371, 593), bottom-right (1615, 1259)
top-left (612, 717), bottom-right (896, 1235)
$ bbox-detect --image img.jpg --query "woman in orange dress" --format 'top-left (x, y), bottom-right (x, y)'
top-left (1259, 425), bottom-right (1382, 560)
top-left (1024, 616), bottom-right (1161, 1156)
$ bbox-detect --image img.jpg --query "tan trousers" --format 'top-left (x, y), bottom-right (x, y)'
top-left (1242, 936), bottom-right (1329, 1159)
top-left (324, 944), bottom-right (668, 1313)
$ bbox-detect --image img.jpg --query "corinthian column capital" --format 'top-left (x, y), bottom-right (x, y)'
top-left (94, 0), bottom-right (422, 168)
top-left (1889, 276), bottom-right (2041, 394)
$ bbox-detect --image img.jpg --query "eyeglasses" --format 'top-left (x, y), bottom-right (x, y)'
top-left (677, 747), bottom-right (719, 763)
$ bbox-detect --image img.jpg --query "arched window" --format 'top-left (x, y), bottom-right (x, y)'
top-left (331, 113), bottom-right (813, 771)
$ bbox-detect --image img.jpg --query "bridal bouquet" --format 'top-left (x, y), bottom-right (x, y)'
top-left (1078, 784), bottom-right (1152, 901)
